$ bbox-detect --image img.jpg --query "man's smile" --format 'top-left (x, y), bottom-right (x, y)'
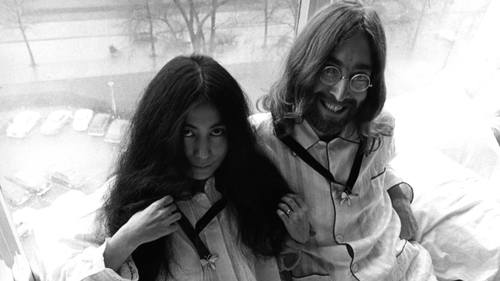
top-left (318, 96), bottom-right (354, 116)
top-left (320, 99), bottom-right (347, 113)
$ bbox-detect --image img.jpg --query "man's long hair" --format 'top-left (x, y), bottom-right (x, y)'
top-left (102, 54), bottom-right (289, 280)
top-left (259, 0), bottom-right (391, 138)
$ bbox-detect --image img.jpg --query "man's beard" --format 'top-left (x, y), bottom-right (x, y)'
top-left (303, 96), bottom-right (358, 139)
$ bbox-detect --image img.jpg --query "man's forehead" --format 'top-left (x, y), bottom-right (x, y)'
top-left (325, 56), bottom-right (372, 70)
top-left (326, 33), bottom-right (373, 70)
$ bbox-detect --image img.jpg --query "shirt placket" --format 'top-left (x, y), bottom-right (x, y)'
top-left (327, 139), bottom-right (350, 245)
top-left (191, 191), bottom-right (238, 281)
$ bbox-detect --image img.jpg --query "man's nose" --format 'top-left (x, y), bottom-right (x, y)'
top-left (328, 78), bottom-right (349, 101)
top-left (194, 137), bottom-right (210, 160)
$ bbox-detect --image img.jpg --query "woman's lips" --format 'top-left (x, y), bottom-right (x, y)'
top-left (192, 163), bottom-right (212, 169)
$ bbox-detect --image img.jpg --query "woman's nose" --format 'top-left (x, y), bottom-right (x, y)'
top-left (194, 138), bottom-right (210, 160)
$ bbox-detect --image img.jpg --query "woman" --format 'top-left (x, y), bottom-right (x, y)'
top-left (57, 54), bottom-right (309, 281)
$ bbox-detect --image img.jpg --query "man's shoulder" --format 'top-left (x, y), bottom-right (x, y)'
top-left (366, 110), bottom-right (396, 139)
top-left (374, 110), bottom-right (395, 128)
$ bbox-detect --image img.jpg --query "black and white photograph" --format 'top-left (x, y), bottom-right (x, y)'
top-left (1, 0), bottom-right (500, 280)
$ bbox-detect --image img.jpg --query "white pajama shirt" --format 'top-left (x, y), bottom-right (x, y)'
top-left (251, 113), bottom-right (436, 281)
top-left (53, 178), bottom-right (280, 281)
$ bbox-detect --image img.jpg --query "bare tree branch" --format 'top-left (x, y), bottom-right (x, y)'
top-left (201, 0), bottom-right (229, 25)
top-left (0, 0), bottom-right (36, 66)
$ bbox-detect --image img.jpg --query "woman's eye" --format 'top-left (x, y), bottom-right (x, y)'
top-left (183, 128), bottom-right (194, 137)
top-left (211, 127), bottom-right (226, 136)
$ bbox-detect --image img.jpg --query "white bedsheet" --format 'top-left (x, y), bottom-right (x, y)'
top-left (387, 77), bottom-right (500, 280)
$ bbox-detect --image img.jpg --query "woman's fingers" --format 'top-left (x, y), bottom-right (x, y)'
top-left (164, 223), bottom-right (181, 235)
top-left (152, 195), bottom-right (174, 209)
top-left (159, 203), bottom-right (177, 216)
top-left (146, 196), bottom-right (181, 229)
top-left (163, 212), bottom-right (182, 227)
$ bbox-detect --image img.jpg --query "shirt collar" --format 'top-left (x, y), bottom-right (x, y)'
top-left (292, 120), bottom-right (361, 149)
top-left (292, 119), bottom-right (320, 150)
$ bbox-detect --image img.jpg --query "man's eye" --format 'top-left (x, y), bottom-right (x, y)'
top-left (211, 127), bottom-right (226, 136)
top-left (183, 129), bottom-right (194, 137)
top-left (322, 65), bottom-right (342, 80)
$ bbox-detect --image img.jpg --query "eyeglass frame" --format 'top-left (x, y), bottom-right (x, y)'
top-left (319, 65), bottom-right (373, 93)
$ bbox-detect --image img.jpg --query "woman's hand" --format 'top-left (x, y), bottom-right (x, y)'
top-left (277, 194), bottom-right (310, 244)
top-left (104, 196), bottom-right (181, 271)
top-left (120, 195), bottom-right (181, 247)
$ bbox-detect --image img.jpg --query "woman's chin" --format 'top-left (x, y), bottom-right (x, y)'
top-left (189, 169), bottom-right (215, 180)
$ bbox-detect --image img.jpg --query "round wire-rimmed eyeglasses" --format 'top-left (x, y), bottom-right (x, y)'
top-left (319, 65), bottom-right (373, 93)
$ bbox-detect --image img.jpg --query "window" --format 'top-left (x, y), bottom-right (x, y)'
top-left (0, 1), bottom-right (300, 279)
top-left (303, 0), bottom-right (500, 180)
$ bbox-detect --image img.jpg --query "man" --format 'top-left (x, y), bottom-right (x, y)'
top-left (251, 1), bottom-right (436, 280)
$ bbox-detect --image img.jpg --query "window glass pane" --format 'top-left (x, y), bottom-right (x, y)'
top-left (305, 0), bottom-right (500, 181)
top-left (0, 0), bottom-right (299, 279)
top-left (307, 0), bottom-right (497, 100)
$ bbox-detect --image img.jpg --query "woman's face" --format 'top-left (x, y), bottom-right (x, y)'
top-left (183, 101), bottom-right (228, 180)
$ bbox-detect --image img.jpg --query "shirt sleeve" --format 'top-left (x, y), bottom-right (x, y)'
top-left (56, 239), bottom-right (139, 281)
top-left (384, 127), bottom-right (414, 202)
top-left (46, 178), bottom-right (140, 281)
top-left (253, 256), bottom-right (281, 281)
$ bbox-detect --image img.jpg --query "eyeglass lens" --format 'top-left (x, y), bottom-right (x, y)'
top-left (320, 66), bottom-right (371, 92)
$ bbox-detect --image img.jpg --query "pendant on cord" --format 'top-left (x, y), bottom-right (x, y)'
top-left (332, 182), bottom-right (357, 206)
top-left (201, 253), bottom-right (219, 270)
top-left (339, 191), bottom-right (358, 206)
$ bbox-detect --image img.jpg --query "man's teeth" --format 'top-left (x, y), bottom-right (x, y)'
top-left (325, 102), bottom-right (344, 112)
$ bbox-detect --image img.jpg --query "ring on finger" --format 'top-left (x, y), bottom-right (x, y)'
top-left (285, 209), bottom-right (292, 216)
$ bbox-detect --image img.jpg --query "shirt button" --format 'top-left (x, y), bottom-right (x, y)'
top-left (335, 234), bottom-right (344, 243)
top-left (291, 151), bottom-right (297, 157)
top-left (351, 262), bottom-right (359, 273)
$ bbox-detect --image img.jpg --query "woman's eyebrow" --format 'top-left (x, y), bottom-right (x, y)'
top-left (184, 122), bottom-right (225, 129)
top-left (210, 122), bottom-right (225, 128)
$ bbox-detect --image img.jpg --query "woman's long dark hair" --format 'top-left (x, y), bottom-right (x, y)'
top-left (102, 54), bottom-right (289, 280)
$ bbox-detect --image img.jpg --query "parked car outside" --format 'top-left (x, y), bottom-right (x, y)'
top-left (40, 109), bottom-right (73, 136)
top-left (104, 118), bottom-right (130, 144)
top-left (72, 109), bottom-right (94, 132)
top-left (6, 111), bottom-right (41, 139)
top-left (87, 113), bottom-right (111, 137)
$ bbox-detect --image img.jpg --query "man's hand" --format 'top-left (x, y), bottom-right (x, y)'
top-left (388, 185), bottom-right (418, 241)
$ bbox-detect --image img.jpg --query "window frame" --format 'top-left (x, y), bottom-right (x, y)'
top-left (0, 190), bottom-right (36, 281)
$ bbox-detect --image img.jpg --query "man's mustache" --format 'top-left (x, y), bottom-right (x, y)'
top-left (314, 92), bottom-right (357, 108)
